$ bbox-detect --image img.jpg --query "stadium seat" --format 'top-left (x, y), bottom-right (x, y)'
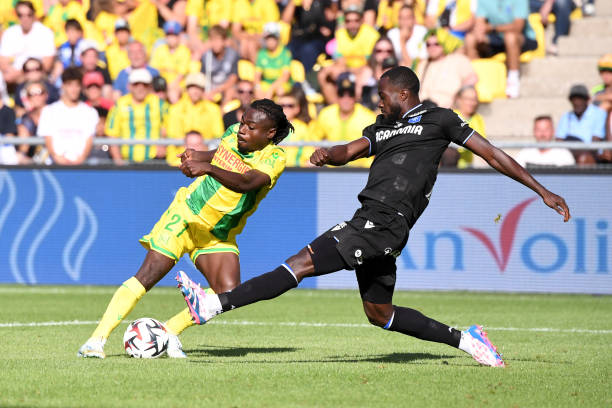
top-left (290, 59), bottom-right (306, 83)
top-left (238, 59), bottom-right (256, 82)
top-left (548, 7), bottom-right (583, 22)
top-left (471, 58), bottom-right (507, 103)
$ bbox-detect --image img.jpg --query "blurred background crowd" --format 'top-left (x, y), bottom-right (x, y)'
top-left (0, 0), bottom-right (610, 168)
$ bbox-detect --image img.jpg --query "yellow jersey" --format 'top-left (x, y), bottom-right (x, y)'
top-left (95, 3), bottom-right (161, 50)
top-left (106, 93), bottom-right (169, 162)
top-left (166, 95), bottom-right (225, 165)
top-left (453, 110), bottom-right (486, 168)
top-left (150, 43), bottom-right (192, 85)
top-left (44, 1), bottom-right (88, 47)
top-left (334, 24), bottom-right (380, 69)
top-left (313, 103), bottom-right (376, 167)
top-left (186, 0), bottom-right (232, 34)
top-left (105, 43), bottom-right (130, 80)
top-left (0, 0), bottom-right (44, 29)
top-left (376, 0), bottom-right (403, 31)
top-left (282, 119), bottom-right (315, 167)
top-left (232, 0), bottom-right (280, 34)
top-left (185, 123), bottom-right (286, 240)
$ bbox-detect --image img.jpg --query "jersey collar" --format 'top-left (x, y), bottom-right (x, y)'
top-left (401, 103), bottom-right (423, 119)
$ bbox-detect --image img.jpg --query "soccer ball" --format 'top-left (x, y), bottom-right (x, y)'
top-left (123, 317), bottom-right (169, 358)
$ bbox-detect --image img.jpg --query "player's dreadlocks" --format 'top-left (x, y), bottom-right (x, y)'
top-left (250, 99), bottom-right (295, 145)
top-left (380, 66), bottom-right (420, 96)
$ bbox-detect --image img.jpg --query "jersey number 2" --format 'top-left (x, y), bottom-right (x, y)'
top-left (164, 214), bottom-right (189, 237)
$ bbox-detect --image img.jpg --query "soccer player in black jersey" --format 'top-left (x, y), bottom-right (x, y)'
top-left (176, 66), bottom-right (571, 367)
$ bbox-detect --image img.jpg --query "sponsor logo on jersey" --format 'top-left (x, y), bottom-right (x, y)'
top-left (364, 220), bottom-right (375, 229)
top-left (376, 125), bottom-right (423, 142)
top-left (408, 115), bottom-right (422, 124)
top-left (213, 143), bottom-right (250, 174)
top-left (331, 222), bottom-right (347, 231)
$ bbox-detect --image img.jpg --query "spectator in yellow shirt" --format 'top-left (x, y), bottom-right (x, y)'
top-left (277, 85), bottom-right (314, 167)
top-left (231, 0), bottom-right (280, 62)
top-left (150, 20), bottom-right (191, 103)
top-left (455, 85), bottom-right (486, 167)
top-left (312, 72), bottom-right (376, 167)
top-left (104, 19), bottom-right (132, 81)
top-left (317, 5), bottom-right (379, 104)
top-left (166, 72), bottom-right (224, 164)
top-left (185, 0), bottom-right (232, 47)
top-left (106, 68), bottom-right (169, 163)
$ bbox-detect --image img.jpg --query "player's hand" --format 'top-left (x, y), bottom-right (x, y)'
top-left (309, 148), bottom-right (331, 166)
top-left (542, 191), bottom-right (571, 222)
top-left (180, 159), bottom-right (211, 178)
top-left (177, 148), bottom-right (195, 163)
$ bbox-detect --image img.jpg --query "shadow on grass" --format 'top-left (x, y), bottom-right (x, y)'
top-left (327, 352), bottom-right (460, 364)
top-left (186, 349), bottom-right (468, 365)
top-left (187, 345), bottom-right (299, 357)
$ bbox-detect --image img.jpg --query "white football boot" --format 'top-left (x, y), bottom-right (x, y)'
top-left (166, 333), bottom-right (187, 358)
top-left (460, 325), bottom-right (505, 367)
top-left (77, 337), bottom-right (106, 359)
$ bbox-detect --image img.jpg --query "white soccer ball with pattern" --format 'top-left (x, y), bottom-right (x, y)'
top-left (123, 317), bottom-right (169, 358)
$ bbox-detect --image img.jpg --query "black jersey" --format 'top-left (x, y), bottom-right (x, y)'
top-left (359, 102), bottom-right (474, 227)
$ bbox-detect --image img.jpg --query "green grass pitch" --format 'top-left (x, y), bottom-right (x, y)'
top-left (1, 285), bottom-right (610, 407)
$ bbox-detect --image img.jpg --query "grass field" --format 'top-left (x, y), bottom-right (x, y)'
top-left (1, 285), bottom-right (611, 407)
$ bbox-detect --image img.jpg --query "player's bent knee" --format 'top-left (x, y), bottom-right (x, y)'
top-left (134, 251), bottom-right (175, 291)
top-left (362, 301), bottom-right (393, 327)
top-left (213, 277), bottom-right (240, 293)
top-left (285, 248), bottom-right (315, 282)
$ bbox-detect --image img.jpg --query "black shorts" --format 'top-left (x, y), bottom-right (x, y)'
top-left (486, 32), bottom-right (538, 55)
top-left (308, 201), bottom-right (409, 303)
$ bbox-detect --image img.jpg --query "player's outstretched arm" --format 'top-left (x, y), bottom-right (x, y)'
top-left (180, 159), bottom-right (271, 193)
top-left (310, 137), bottom-right (370, 166)
top-left (465, 132), bottom-right (571, 222)
top-left (177, 148), bottom-right (217, 164)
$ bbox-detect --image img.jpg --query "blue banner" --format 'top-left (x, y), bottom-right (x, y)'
top-left (1, 168), bottom-right (611, 293)
top-left (0, 169), bottom-right (317, 287)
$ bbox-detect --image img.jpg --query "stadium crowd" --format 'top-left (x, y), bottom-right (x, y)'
top-left (0, 0), bottom-right (609, 167)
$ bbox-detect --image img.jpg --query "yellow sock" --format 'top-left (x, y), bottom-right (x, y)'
top-left (91, 277), bottom-right (146, 339)
top-left (165, 308), bottom-right (195, 335)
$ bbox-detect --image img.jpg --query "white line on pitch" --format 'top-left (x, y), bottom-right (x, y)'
top-left (0, 319), bottom-right (611, 334)
top-left (0, 287), bottom-right (609, 301)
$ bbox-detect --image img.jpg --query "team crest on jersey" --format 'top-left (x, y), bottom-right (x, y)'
top-left (408, 115), bottom-right (422, 124)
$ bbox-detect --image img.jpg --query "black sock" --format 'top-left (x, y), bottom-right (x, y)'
top-left (388, 306), bottom-right (461, 348)
top-left (218, 265), bottom-right (298, 312)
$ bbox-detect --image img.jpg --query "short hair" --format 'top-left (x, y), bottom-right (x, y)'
top-left (65, 18), bottom-right (83, 31)
top-left (380, 66), bottom-right (420, 95)
top-left (15, 0), bottom-right (35, 13)
top-left (209, 25), bottom-right (228, 38)
top-left (534, 115), bottom-right (553, 124)
top-left (399, 4), bottom-right (414, 14)
top-left (185, 130), bottom-right (202, 138)
top-left (237, 79), bottom-right (254, 88)
top-left (250, 99), bottom-right (294, 145)
top-left (61, 66), bottom-right (83, 83)
top-left (23, 57), bottom-right (43, 71)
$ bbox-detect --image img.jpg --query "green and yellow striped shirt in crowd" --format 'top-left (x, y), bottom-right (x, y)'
top-left (185, 123), bottom-right (286, 241)
top-left (105, 93), bottom-right (169, 162)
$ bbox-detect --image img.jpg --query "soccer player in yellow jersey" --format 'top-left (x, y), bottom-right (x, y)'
top-left (78, 99), bottom-right (293, 359)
